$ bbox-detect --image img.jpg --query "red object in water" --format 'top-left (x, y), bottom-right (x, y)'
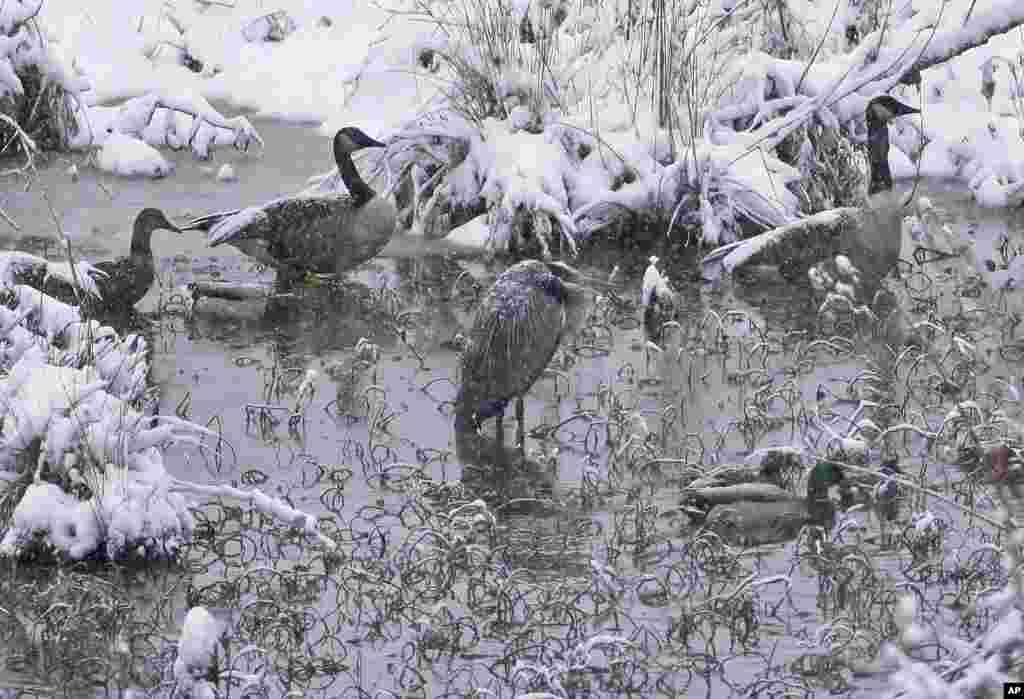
top-left (988, 444), bottom-right (1011, 482)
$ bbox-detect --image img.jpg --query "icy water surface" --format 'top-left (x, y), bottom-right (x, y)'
top-left (3, 119), bottom-right (1024, 696)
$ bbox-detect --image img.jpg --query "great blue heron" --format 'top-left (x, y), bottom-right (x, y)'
top-left (16, 208), bottom-right (182, 313)
top-left (454, 259), bottom-right (611, 446)
top-left (183, 127), bottom-right (396, 287)
top-left (702, 95), bottom-right (920, 303)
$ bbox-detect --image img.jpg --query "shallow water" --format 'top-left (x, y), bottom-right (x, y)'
top-left (2, 119), bottom-right (1024, 696)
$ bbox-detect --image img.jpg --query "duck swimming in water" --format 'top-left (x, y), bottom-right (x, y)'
top-left (687, 460), bottom-right (846, 546)
top-left (11, 208), bottom-right (182, 314)
top-left (184, 127), bottom-right (396, 287)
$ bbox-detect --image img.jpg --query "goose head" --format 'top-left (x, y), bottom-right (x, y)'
top-left (864, 96), bottom-right (919, 196)
top-left (866, 95), bottom-right (919, 126)
top-left (333, 127), bottom-right (388, 158)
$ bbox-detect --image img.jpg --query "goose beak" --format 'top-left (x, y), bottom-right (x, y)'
top-left (893, 102), bottom-right (920, 117)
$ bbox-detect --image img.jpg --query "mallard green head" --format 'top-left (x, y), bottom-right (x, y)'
top-left (807, 460), bottom-right (845, 499)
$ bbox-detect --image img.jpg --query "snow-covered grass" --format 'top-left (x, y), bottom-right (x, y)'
top-left (0, 249), bottom-right (335, 561)
top-left (3, 0), bottom-right (1021, 253)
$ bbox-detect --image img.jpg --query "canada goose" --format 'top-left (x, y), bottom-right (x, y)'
top-left (701, 96), bottom-right (920, 301)
top-left (454, 260), bottom-right (612, 446)
top-left (183, 127), bottom-right (396, 286)
top-left (14, 208), bottom-right (182, 313)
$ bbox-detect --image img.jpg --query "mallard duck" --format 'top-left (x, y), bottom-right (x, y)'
top-left (687, 448), bottom-right (802, 490)
top-left (455, 260), bottom-right (612, 446)
top-left (689, 460), bottom-right (846, 546)
top-left (183, 127), bottom-right (396, 287)
top-left (701, 95), bottom-right (920, 302)
top-left (14, 208), bottom-right (181, 313)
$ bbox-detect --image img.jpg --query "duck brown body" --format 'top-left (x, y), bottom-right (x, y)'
top-left (27, 208), bottom-right (180, 313)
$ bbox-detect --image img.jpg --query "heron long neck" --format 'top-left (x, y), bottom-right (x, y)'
top-left (336, 150), bottom-right (376, 206)
top-left (130, 221), bottom-right (154, 256)
top-left (866, 112), bottom-right (894, 196)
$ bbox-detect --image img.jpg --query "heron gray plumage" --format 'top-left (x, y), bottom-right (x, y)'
top-left (455, 260), bottom-right (606, 446)
top-left (21, 208), bottom-right (182, 313)
top-left (701, 95), bottom-right (920, 301)
top-left (183, 127), bottom-right (396, 286)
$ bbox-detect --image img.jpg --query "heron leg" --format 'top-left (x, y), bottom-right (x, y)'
top-left (515, 396), bottom-right (525, 450)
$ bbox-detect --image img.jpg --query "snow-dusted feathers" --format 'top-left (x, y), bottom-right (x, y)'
top-left (191, 194), bottom-right (396, 274)
top-left (700, 96), bottom-right (919, 295)
top-left (456, 260), bottom-right (593, 429)
top-left (185, 127), bottom-right (395, 281)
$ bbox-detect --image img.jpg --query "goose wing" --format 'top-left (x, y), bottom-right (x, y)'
top-left (702, 190), bottom-right (907, 287)
top-left (192, 195), bottom-right (361, 271)
top-left (701, 207), bottom-right (861, 281)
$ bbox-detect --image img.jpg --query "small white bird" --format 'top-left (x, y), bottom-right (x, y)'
top-left (641, 256), bottom-right (676, 345)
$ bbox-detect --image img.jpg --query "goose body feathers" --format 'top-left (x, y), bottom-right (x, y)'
top-left (186, 127), bottom-right (396, 280)
top-left (701, 96), bottom-right (919, 296)
top-left (193, 194), bottom-right (397, 274)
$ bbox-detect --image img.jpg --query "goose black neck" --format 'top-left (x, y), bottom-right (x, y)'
top-left (130, 221), bottom-right (154, 256)
top-left (866, 111), bottom-right (894, 196)
top-left (336, 151), bottom-right (376, 206)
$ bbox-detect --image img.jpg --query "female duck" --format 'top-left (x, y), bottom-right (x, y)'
top-left (184, 127), bottom-right (396, 286)
top-left (16, 208), bottom-right (181, 314)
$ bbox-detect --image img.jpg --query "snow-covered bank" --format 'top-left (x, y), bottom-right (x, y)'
top-left (4, 0), bottom-right (1022, 260)
top-left (0, 264), bottom-right (334, 560)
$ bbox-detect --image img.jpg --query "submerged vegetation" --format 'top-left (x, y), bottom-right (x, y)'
top-left (0, 232), bottom-right (1023, 696)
